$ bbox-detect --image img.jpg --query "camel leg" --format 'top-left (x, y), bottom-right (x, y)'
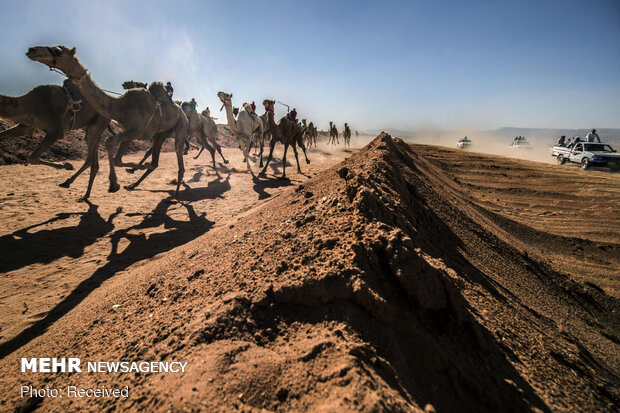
top-left (260, 139), bottom-right (277, 176)
top-left (258, 133), bottom-right (264, 168)
top-left (296, 135), bottom-right (311, 164)
top-left (281, 143), bottom-right (289, 179)
top-left (126, 146), bottom-right (152, 173)
top-left (0, 123), bottom-right (34, 142)
top-left (76, 118), bottom-right (107, 201)
top-left (292, 143), bottom-right (302, 174)
top-left (173, 129), bottom-right (187, 199)
top-left (59, 118), bottom-right (104, 195)
top-left (125, 132), bottom-right (166, 191)
top-left (193, 146), bottom-right (205, 160)
top-left (105, 129), bottom-right (139, 192)
top-left (197, 134), bottom-right (219, 174)
top-left (26, 128), bottom-right (75, 170)
top-left (243, 140), bottom-right (254, 178)
top-left (214, 142), bottom-right (228, 164)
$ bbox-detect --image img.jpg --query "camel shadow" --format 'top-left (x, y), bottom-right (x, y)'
top-left (0, 202), bottom-right (121, 274)
top-left (138, 175), bottom-right (232, 203)
top-left (252, 176), bottom-right (295, 200)
top-left (0, 198), bottom-right (215, 359)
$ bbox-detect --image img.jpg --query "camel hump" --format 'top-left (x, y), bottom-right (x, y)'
top-left (148, 82), bottom-right (167, 100)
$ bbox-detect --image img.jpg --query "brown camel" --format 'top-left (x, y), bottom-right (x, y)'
top-left (0, 79), bottom-right (111, 201)
top-left (328, 121), bottom-right (339, 145)
top-left (307, 121), bottom-right (318, 147)
top-left (182, 103), bottom-right (228, 169)
top-left (260, 99), bottom-right (310, 179)
top-left (27, 46), bottom-right (189, 198)
top-left (129, 102), bottom-right (228, 175)
top-left (343, 123), bottom-right (351, 147)
top-left (122, 81), bottom-right (147, 90)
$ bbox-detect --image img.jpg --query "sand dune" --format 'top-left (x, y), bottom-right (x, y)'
top-left (0, 135), bottom-right (618, 412)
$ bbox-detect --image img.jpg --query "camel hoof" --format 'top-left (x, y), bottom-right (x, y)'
top-left (224, 160), bottom-right (229, 164)
top-left (124, 185), bottom-right (136, 191)
top-left (77, 196), bottom-right (88, 203)
top-left (63, 162), bottom-right (74, 170)
top-left (59, 180), bottom-right (71, 188)
top-left (125, 168), bottom-right (136, 174)
top-left (109, 183), bottom-right (120, 193)
top-left (306, 160), bottom-right (310, 164)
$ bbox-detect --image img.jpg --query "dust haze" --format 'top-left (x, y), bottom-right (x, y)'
top-left (402, 128), bottom-right (557, 164)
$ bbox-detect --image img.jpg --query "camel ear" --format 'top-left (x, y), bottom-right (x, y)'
top-left (70, 47), bottom-right (76, 56)
top-left (230, 94), bottom-right (233, 98)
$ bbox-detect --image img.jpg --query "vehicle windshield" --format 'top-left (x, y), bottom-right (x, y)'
top-left (584, 144), bottom-right (614, 152)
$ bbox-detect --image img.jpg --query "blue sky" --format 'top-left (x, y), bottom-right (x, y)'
top-left (0, 0), bottom-right (619, 130)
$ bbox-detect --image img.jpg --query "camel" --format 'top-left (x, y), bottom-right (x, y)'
top-left (343, 123), bottom-right (351, 147)
top-left (122, 81), bottom-right (147, 90)
top-left (182, 103), bottom-right (228, 169)
top-left (307, 121), bottom-right (318, 147)
top-left (0, 79), bottom-right (111, 201)
top-left (217, 92), bottom-right (262, 177)
top-left (328, 121), bottom-right (339, 145)
top-left (300, 119), bottom-right (317, 148)
top-left (130, 102), bottom-right (228, 175)
top-left (260, 99), bottom-right (310, 179)
top-left (27, 46), bottom-right (189, 198)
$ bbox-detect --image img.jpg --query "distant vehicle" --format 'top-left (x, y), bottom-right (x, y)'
top-left (510, 136), bottom-right (531, 149)
top-left (552, 142), bottom-right (620, 170)
top-left (457, 136), bottom-right (472, 149)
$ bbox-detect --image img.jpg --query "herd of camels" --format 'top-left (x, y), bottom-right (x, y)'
top-left (0, 45), bottom-right (356, 201)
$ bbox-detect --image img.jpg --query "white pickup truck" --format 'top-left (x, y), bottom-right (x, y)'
top-left (551, 142), bottom-right (620, 170)
top-left (457, 137), bottom-right (472, 149)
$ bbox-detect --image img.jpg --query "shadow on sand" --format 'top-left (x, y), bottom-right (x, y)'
top-left (0, 184), bottom-right (227, 359)
top-left (0, 202), bottom-right (121, 274)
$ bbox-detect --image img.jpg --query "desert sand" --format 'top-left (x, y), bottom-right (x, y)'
top-left (0, 133), bottom-right (618, 412)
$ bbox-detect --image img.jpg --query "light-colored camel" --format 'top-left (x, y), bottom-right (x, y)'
top-left (260, 99), bottom-right (310, 179)
top-left (328, 121), bottom-right (339, 145)
top-left (27, 46), bottom-right (189, 198)
top-left (217, 92), bottom-right (262, 177)
top-left (343, 123), bottom-right (351, 147)
top-left (0, 79), bottom-right (111, 201)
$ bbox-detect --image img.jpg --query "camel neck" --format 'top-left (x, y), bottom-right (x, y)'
top-left (77, 73), bottom-right (120, 121)
top-left (267, 113), bottom-right (281, 138)
top-left (224, 102), bottom-right (237, 132)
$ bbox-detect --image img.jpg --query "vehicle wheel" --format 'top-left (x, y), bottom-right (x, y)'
top-left (557, 155), bottom-right (566, 165)
top-left (581, 158), bottom-right (590, 170)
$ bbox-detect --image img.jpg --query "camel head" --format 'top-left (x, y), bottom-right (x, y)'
top-left (263, 99), bottom-right (275, 113)
top-left (26, 46), bottom-right (85, 80)
top-left (217, 92), bottom-right (232, 111)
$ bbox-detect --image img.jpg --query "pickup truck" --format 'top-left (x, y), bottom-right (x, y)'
top-left (457, 137), bottom-right (472, 149)
top-left (551, 142), bottom-right (620, 170)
